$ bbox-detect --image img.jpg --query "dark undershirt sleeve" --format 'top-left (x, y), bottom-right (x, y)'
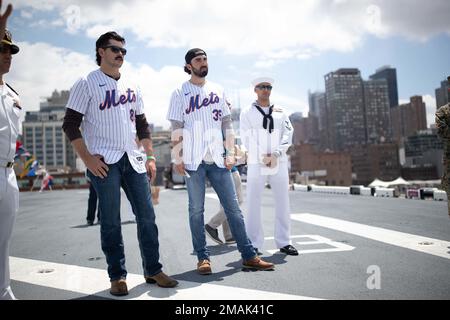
top-left (136, 114), bottom-right (151, 140)
top-left (62, 108), bottom-right (83, 141)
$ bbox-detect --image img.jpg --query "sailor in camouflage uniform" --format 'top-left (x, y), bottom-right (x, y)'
top-left (435, 76), bottom-right (450, 217)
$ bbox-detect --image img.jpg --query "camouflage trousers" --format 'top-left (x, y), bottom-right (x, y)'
top-left (447, 193), bottom-right (450, 216)
top-left (442, 173), bottom-right (450, 216)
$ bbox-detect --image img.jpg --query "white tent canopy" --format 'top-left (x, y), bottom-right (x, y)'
top-left (368, 178), bottom-right (389, 188)
top-left (368, 177), bottom-right (411, 188)
top-left (387, 177), bottom-right (411, 186)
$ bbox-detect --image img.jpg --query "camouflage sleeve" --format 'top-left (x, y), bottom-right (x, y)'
top-left (436, 105), bottom-right (450, 139)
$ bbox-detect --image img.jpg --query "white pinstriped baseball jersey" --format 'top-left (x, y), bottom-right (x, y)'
top-left (167, 80), bottom-right (230, 171)
top-left (66, 69), bottom-right (147, 173)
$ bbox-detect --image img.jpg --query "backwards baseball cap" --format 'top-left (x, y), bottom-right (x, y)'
top-left (252, 77), bottom-right (274, 87)
top-left (1, 29), bottom-right (19, 55)
top-left (185, 48), bottom-right (207, 64)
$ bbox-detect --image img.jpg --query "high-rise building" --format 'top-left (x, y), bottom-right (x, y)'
top-left (290, 112), bottom-right (303, 145)
top-left (22, 90), bottom-right (77, 172)
top-left (435, 78), bottom-right (449, 109)
top-left (324, 69), bottom-right (366, 151)
top-left (363, 79), bottom-right (392, 144)
top-left (350, 144), bottom-right (401, 185)
top-left (369, 66), bottom-right (399, 109)
top-left (390, 95), bottom-right (427, 142)
top-left (308, 91), bottom-right (329, 149)
top-left (289, 113), bottom-right (319, 145)
top-left (403, 128), bottom-right (443, 178)
top-left (308, 90), bottom-right (321, 118)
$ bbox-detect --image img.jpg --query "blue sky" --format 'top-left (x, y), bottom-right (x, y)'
top-left (6, 0), bottom-right (450, 129)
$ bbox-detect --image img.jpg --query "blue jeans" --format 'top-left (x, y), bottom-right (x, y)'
top-left (86, 182), bottom-right (100, 222)
top-left (88, 154), bottom-right (162, 281)
top-left (185, 162), bottom-right (256, 261)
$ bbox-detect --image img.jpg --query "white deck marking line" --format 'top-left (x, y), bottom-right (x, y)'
top-left (291, 213), bottom-right (450, 260)
top-left (10, 256), bottom-right (321, 300)
top-left (264, 235), bottom-right (355, 255)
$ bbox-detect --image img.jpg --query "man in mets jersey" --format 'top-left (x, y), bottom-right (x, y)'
top-left (167, 48), bottom-right (274, 275)
top-left (62, 31), bottom-right (178, 296)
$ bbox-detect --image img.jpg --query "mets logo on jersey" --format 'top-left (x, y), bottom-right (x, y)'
top-left (99, 89), bottom-right (136, 110)
top-left (185, 92), bottom-right (220, 115)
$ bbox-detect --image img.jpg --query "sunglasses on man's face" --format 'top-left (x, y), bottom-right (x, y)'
top-left (103, 45), bottom-right (127, 55)
top-left (256, 85), bottom-right (273, 90)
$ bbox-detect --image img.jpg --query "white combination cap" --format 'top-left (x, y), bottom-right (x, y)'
top-left (251, 77), bottom-right (275, 87)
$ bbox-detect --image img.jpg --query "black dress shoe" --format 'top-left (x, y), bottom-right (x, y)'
top-left (205, 224), bottom-right (223, 244)
top-left (254, 248), bottom-right (263, 256)
top-left (280, 245), bottom-right (299, 256)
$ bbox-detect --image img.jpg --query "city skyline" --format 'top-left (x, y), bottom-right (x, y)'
top-left (7, 0), bottom-right (450, 129)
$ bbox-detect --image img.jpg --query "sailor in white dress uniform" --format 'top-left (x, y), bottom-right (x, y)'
top-left (240, 77), bottom-right (298, 256)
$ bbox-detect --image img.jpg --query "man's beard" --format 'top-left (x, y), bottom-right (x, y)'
top-left (192, 66), bottom-right (208, 78)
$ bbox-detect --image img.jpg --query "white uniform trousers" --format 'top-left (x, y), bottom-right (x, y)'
top-left (207, 171), bottom-right (243, 240)
top-left (0, 168), bottom-right (19, 300)
top-left (245, 161), bottom-right (291, 251)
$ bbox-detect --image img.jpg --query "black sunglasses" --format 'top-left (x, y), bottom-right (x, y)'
top-left (102, 45), bottom-right (127, 55)
top-left (256, 85), bottom-right (273, 90)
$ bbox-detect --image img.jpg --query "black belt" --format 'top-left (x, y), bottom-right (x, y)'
top-left (1, 161), bottom-right (14, 168)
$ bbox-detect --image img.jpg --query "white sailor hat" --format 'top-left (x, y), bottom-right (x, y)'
top-left (251, 77), bottom-right (274, 87)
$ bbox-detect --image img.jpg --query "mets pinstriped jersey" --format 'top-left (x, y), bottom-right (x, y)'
top-left (66, 69), bottom-right (147, 173)
top-left (167, 80), bottom-right (230, 171)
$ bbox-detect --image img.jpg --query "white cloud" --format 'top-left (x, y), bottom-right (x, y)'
top-left (8, 1), bottom-right (448, 131)
top-left (6, 42), bottom-right (187, 129)
top-left (119, 63), bottom-right (187, 128)
top-left (273, 93), bottom-right (308, 116)
top-left (7, 42), bottom-right (96, 110)
top-left (13, 0), bottom-right (450, 63)
top-left (20, 10), bottom-right (33, 19)
top-left (29, 19), bottom-right (52, 28)
top-left (51, 19), bottom-right (64, 27)
top-left (254, 59), bottom-right (279, 69)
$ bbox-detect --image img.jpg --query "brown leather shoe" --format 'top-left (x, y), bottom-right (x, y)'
top-left (242, 256), bottom-right (275, 271)
top-left (110, 279), bottom-right (128, 296)
top-left (145, 272), bottom-right (179, 288)
top-left (197, 259), bottom-right (212, 275)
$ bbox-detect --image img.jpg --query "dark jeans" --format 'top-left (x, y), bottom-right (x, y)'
top-left (86, 182), bottom-right (100, 222)
top-left (87, 154), bottom-right (163, 281)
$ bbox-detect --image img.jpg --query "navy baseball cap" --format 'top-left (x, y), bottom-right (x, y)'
top-left (1, 29), bottom-right (19, 54)
top-left (185, 48), bottom-right (206, 64)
